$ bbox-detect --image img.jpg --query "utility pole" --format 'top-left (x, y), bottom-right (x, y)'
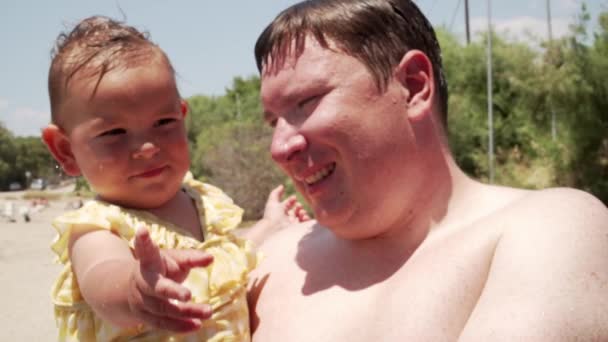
top-left (546, 0), bottom-right (557, 141)
top-left (465, 0), bottom-right (471, 44)
top-left (486, 0), bottom-right (495, 183)
top-left (546, 0), bottom-right (554, 41)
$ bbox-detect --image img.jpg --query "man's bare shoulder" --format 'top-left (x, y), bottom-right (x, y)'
top-left (254, 220), bottom-right (319, 270)
top-left (498, 187), bottom-right (607, 236)
top-left (248, 220), bottom-right (319, 327)
top-left (460, 187), bottom-right (608, 340)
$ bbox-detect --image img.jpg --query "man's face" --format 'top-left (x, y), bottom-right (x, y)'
top-left (261, 39), bottom-right (423, 239)
top-left (58, 59), bottom-right (190, 209)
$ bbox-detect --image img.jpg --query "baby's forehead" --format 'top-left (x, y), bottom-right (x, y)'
top-left (63, 43), bottom-right (163, 74)
top-left (59, 58), bottom-right (178, 119)
top-left (59, 49), bottom-right (171, 100)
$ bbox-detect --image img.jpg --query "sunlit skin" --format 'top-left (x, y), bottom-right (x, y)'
top-left (42, 51), bottom-right (313, 334)
top-left (261, 39), bottom-right (435, 240)
top-left (50, 56), bottom-right (190, 210)
top-left (250, 37), bottom-right (608, 341)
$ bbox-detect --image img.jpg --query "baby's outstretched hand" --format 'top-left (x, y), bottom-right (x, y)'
top-left (128, 226), bottom-right (213, 332)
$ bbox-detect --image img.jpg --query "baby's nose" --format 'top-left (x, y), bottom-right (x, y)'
top-left (132, 142), bottom-right (160, 159)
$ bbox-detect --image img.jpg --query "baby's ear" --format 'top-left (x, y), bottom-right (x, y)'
top-left (41, 124), bottom-right (81, 176)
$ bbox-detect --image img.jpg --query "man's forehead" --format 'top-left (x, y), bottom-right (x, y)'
top-left (260, 47), bottom-right (334, 107)
top-left (260, 36), bottom-right (357, 116)
top-left (261, 36), bottom-right (341, 77)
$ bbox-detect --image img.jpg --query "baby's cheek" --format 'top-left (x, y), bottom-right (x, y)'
top-left (88, 141), bottom-right (129, 162)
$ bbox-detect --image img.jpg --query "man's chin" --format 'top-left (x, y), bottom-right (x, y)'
top-left (313, 208), bottom-right (357, 237)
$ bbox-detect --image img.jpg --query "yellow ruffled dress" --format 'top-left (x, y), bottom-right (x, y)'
top-left (50, 174), bottom-right (258, 341)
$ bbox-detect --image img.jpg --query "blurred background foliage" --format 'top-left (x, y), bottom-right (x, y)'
top-left (1, 4), bottom-right (606, 218)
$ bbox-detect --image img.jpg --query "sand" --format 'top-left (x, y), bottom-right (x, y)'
top-left (0, 189), bottom-right (74, 341)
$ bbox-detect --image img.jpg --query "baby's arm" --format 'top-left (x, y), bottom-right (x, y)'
top-left (243, 185), bottom-right (310, 246)
top-left (69, 226), bottom-right (213, 332)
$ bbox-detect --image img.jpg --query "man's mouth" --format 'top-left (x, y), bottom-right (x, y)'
top-left (303, 163), bottom-right (336, 186)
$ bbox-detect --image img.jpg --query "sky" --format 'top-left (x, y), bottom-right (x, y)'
top-left (0, 0), bottom-right (605, 137)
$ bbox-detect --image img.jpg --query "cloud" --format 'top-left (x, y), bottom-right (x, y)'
top-left (557, 0), bottom-right (578, 12)
top-left (0, 98), bottom-right (8, 111)
top-left (2, 107), bottom-right (50, 137)
top-left (470, 15), bottom-right (571, 43)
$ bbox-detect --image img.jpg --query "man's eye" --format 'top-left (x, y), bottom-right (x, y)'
top-left (268, 118), bottom-right (278, 128)
top-left (298, 95), bottom-right (319, 110)
top-left (155, 118), bottom-right (177, 127)
top-left (99, 128), bottom-right (125, 137)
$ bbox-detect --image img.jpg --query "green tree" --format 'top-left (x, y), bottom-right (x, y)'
top-left (14, 136), bottom-right (56, 184)
top-left (0, 123), bottom-right (17, 189)
top-left (187, 76), bottom-right (289, 219)
top-left (439, 4), bottom-right (608, 204)
top-left (551, 3), bottom-right (608, 202)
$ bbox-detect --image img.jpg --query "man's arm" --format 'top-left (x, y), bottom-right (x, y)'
top-left (459, 188), bottom-right (608, 341)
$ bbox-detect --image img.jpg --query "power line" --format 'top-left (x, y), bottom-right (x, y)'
top-left (449, 0), bottom-right (463, 32)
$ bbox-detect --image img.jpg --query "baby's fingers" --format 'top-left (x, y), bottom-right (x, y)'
top-left (134, 226), bottom-right (165, 274)
top-left (142, 276), bottom-right (193, 302)
top-left (163, 249), bottom-right (213, 281)
top-left (140, 294), bottom-right (212, 321)
top-left (134, 308), bottom-right (205, 333)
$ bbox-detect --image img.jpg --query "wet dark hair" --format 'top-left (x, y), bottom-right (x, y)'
top-left (255, 0), bottom-right (448, 127)
top-left (48, 15), bottom-right (174, 126)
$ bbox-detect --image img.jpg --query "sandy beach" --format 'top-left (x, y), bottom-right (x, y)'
top-left (0, 187), bottom-right (75, 341)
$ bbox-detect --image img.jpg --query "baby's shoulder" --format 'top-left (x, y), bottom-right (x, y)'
top-left (53, 200), bottom-right (122, 227)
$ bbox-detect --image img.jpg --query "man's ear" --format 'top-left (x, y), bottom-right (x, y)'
top-left (180, 99), bottom-right (188, 118)
top-left (41, 124), bottom-right (81, 176)
top-left (394, 50), bottom-right (434, 121)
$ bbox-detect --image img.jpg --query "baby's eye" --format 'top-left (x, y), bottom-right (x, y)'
top-left (155, 118), bottom-right (177, 127)
top-left (98, 128), bottom-right (126, 137)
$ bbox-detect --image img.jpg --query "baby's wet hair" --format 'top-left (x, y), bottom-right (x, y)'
top-left (48, 16), bottom-right (174, 126)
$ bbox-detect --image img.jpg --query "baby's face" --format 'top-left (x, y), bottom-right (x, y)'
top-left (59, 59), bottom-right (190, 209)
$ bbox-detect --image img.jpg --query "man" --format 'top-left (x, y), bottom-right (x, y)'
top-left (248, 0), bottom-right (608, 340)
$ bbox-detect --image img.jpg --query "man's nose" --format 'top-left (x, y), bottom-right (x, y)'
top-left (270, 119), bottom-right (307, 164)
top-left (132, 141), bottom-right (160, 159)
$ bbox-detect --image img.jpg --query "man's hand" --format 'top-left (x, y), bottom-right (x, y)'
top-left (128, 227), bottom-right (214, 332)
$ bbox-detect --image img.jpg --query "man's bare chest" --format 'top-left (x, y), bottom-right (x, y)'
top-left (253, 227), bottom-right (500, 341)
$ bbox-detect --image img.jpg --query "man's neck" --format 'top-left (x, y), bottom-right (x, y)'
top-left (346, 147), bottom-right (487, 256)
top-left (420, 151), bottom-right (528, 237)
